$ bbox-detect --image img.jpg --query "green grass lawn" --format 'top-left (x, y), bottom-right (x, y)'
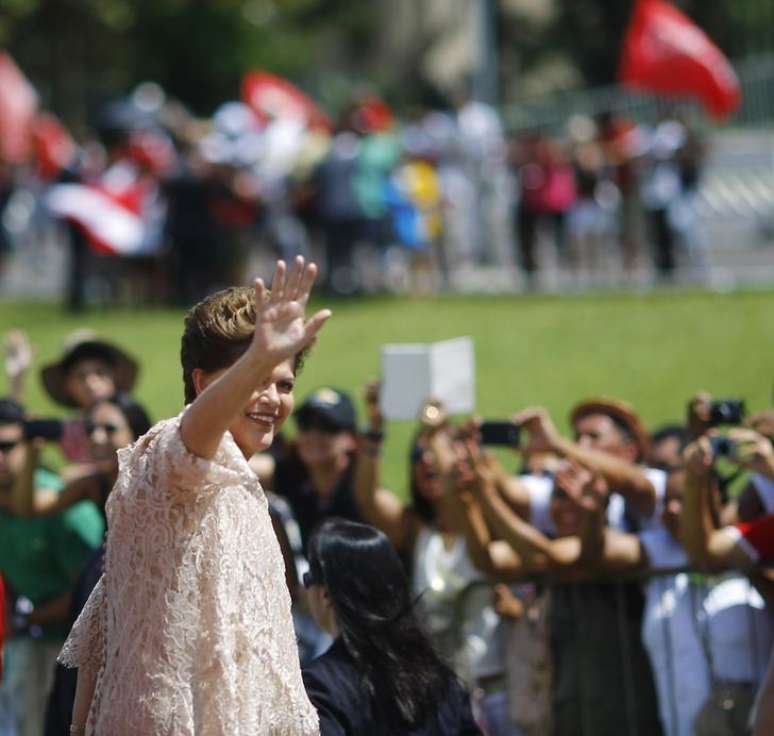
top-left (3, 289), bottom-right (773, 493)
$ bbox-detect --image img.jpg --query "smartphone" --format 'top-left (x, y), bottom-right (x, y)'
top-left (479, 421), bottom-right (520, 447)
top-left (23, 419), bottom-right (64, 441)
top-left (708, 399), bottom-right (745, 427)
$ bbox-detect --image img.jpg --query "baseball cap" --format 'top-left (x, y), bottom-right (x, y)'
top-left (295, 387), bottom-right (357, 433)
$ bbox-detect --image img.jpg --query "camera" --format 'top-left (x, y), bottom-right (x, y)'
top-left (709, 435), bottom-right (737, 459)
top-left (23, 419), bottom-right (64, 441)
top-left (479, 421), bottom-right (521, 447)
top-left (708, 399), bottom-right (745, 427)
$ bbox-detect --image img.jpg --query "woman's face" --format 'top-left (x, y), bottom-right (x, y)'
top-left (306, 581), bottom-right (337, 635)
top-left (88, 401), bottom-right (135, 462)
top-left (549, 486), bottom-right (584, 538)
top-left (65, 358), bottom-right (116, 409)
top-left (222, 359), bottom-right (295, 458)
top-left (413, 448), bottom-right (444, 502)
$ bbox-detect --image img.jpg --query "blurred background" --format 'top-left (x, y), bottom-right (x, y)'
top-left (0, 0), bottom-right (772, 305)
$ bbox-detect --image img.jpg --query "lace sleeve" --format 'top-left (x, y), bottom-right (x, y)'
top-left (59, 574), bottom-right (106, 670)
top-left (138, 415), bottom-right (246, 502)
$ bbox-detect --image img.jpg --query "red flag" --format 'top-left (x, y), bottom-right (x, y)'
top-left (0, 52), bottom-right (38, 163)
top-left (47, 161), bottom-right (163, 257)
top-left (619, 0), bottom-right (741, 119)
top-left (242, 70), bottom-right (330, 131)
top-left (32, 112), bottom-right (76, 180)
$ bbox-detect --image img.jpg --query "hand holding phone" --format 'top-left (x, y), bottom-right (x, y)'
top-left (479, 421), bottom-right (521, 447)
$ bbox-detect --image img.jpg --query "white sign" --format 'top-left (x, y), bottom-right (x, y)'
top-left (380, 337), bottom-right (475, 420)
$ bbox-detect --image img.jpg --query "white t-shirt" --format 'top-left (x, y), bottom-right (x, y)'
top-left (412, 527), bottom-right (505, 682)
top-left (524, 466), bottom-right (668, 535)
top-left (639, 527), bottom-right (773, 736)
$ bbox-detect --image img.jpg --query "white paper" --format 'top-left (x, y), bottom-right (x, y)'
top-left (380, 337), bottom-right (475, 420)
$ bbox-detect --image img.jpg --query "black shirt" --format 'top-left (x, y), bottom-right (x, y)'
top-left (273, 446), bottom-right (364, 551)
top-left (303, 639), bottom-right (482, 736)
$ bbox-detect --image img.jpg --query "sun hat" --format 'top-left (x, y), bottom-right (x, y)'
top-left (570, 397), bottom-right (650, 462)
top-left (41, 329), bottom-right (139, 408)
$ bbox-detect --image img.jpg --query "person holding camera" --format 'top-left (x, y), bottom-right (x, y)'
top-left (0, 398), bottom-right (105, 736)
top-left (569, 443), bottom-right (772, 736)
top-left (457, 442), bottom-right (663, 736)
top-left (355, 385), bottom-right (519, 736)
top-left (4, 329), bottom-right (140, 466)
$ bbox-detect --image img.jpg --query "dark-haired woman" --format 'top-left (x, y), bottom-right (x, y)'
top-left (23, 393), bottom-right (152, 519)
top-left (302, 518), bottom-right (482, 735)
top-left (354, 385), bottom-right (520, 736)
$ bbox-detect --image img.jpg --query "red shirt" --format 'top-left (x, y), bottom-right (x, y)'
top-left (735, 514), bottom-right (774, 562)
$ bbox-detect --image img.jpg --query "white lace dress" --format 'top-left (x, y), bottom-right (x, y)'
top-left (59, 411), bottom-right (319, 735)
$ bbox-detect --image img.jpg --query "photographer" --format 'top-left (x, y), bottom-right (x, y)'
top-left (0, 399), bottom-right (104, 736)
top-left (354, 386), bottom-right (519, 736)
top-left (681, 434), bottom-right (774, 571)
top-left (512, 399), bottom-right (662, 532)
top-left (461, 448), bottom-right (662, 736)
top-left (574, 454), bottom-right (771, 736)
top-left (4, 329), bottom-right (140, 465)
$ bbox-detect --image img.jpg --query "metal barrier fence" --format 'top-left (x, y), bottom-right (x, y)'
top-left (449, 569), bottom-right (771, 736)
top-left (501, 53), bottom-right (774, 133)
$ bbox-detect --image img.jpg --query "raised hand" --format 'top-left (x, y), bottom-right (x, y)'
top-left (555, 460), bottom-right (608, 514)
top-left (4, 330), bottom-right (32, 403)
top-left (728, 427), bottom-right (774, 479)
top-left (363, 380), bottom-right (383, 432)
top-left (5, 330), bottom-right (32, 380)
top-left (250, 257), bottom-right (331, 367)
top-left (512, 407), bottom-right (562, 454)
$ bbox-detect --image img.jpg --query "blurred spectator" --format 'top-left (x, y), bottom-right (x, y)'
top-left (510, 133), bottom-right (576, 283)
top-left (576, 459), bottom-right (771, 735)
top-left (510, 402), bottom-right (664, 735)
top-left (0, 398), bottom-right (104, 736)
top-left (597, 112), bottom-right (645, 276)
top-left (565, 116), bottom-right (615, 283)
top-left (36, 330), bottom-right (139, 464)
top-left (264, 387), bottom-right (364, 551)
top-left (642, 117), bottom-right (685, 279)
top-left (355, 390), bottom-right (520, 736)
top-left (649, 424), bottom-right (690, 474)
top-left (42, 393), bottom-right (151, 736)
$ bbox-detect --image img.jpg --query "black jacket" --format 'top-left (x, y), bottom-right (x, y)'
top-left (303, 639), bottom-right (482, 736)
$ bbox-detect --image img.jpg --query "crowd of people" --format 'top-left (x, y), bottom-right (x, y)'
top-left (0, 77), bottom-right (711, 308)
top-left (0, 271), bottom-right (772, 734)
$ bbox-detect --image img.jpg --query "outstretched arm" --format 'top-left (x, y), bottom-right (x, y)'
top-left (515, 407), bottom-right (656, 517)
top-left (353, 381), bottom-right (420, 553)
top-left (681, 438), bottom-right (753, 571)
top-left (4, 330), bottom-right (32, 405)
top-left (181, 258), bottom-right (330, 460)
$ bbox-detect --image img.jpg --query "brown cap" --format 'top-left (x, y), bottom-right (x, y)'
top-left (570, 397), bottom-right (649, 462)
top-left (40, 329), bottom-right (139, 408)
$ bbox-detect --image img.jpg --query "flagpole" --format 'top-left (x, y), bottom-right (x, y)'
top-left (473, 0), bottom-right (498, 106)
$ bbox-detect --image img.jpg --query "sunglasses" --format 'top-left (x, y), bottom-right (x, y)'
top-left (296, 414), bottom-right (343, 435)
top-left (86, 421), bottom-right (121, 436)
top-left (0, 439), bottom-right (21, 453)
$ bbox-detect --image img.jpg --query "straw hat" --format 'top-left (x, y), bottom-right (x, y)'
top-left (569, 397), bottom-right (650, 462)
top-left (41, 329), bottom-right (139, 408)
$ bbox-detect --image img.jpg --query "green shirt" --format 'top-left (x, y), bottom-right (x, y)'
top-left (0, 468), bottom-right (105, 639)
